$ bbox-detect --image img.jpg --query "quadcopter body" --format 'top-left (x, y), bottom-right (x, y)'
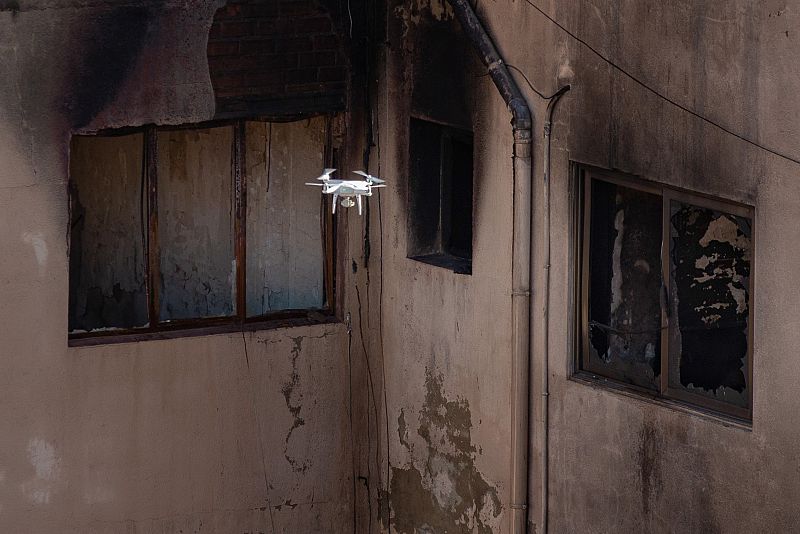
top-left (305, 169), bottom-right (385, 215)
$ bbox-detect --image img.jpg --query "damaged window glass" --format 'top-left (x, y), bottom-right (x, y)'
top-left (585, 179), bottom-right (662, 391)
top-left (578, 167), bottom-right (753, 420)
top-left (668, 201), bottom-right (751, 409)
top-left (68, 117), bottom-right (335, 342)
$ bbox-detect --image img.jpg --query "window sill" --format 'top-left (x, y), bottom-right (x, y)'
top-left (409, 253), bottom-right (472, 275)
top-left (570, 371), bottom-right (752, 431)
top-left (68, 310), bottom-right (338, 347)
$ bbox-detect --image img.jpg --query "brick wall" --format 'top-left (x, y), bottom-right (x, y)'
top-left (207, 0), bottom-right (349, 117)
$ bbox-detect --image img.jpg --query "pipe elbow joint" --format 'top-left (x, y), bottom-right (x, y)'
top-left (508, 97), bottom-right (532, 133)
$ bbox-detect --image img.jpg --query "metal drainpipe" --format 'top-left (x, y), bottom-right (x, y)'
top-left (537, 86), bottom-right (570, 534)
top-left (445, 1), bottom-right (533, 533)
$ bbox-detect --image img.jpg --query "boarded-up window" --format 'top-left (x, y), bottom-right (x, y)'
top-left (158, 127), bottom-right (236, 321)
top-left (68, 117), bottom-right (334, 341)
top-left (245, 120), bottom-right (325, 315)
top-left (577, 167), bottom-right (753, 420)
top-left (69, 134), bottom-right (148, 332)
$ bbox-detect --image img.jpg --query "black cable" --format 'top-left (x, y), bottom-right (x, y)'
top-left (522, 0), bottom-right (800, 167)
top-left (355, 283), bottom-right (381, 533)
top-left (347, 317), bottom-right (357, 534)
top-left (506, 63), bottom-right (564, 100)
top-left (373, 2), bottom-right (392, 529)
top-left (378, 184), bottom-right (391, 532)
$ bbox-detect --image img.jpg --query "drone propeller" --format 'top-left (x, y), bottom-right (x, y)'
top-left (352, 170), bottom-right (385, 184)
top-left (315, 168), bottom-right (337, 181)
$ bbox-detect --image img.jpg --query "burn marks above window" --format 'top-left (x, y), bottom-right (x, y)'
top-left (577, 167), bottom-right (754, 420)
top-left (405, 10), bottom-right (479, 275)
top-left (407, 118), bottom-right (474, 274)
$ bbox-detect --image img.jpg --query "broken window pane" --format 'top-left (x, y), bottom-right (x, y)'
top-left (158, 126), bottom-right (236, 321)
top-left (585, 178), bottom-right (663, 391)
top-left (668, 201), bottom-right (751, 408)
top-left (245, 118), bottom-right (326, 315)
top-left (68, 133), bottom-right (148, 332)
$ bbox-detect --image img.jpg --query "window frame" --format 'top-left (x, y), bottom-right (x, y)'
top-left (575, 165), bottom-right (754, 422)
top-left (68, 117), bottom-right (337, 346)
top-left (406, 115), bottom-right (475, 275)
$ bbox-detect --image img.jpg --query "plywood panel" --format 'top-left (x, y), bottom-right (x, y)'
top-left (68, 133), bottom-right (148, 332)
top-left (245, 118), bottom-right (325, 315)
top-left (157, 126), bottom-right (235, 321)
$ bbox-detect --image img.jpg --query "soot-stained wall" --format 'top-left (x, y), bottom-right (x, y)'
top-left (207, 0), bottom-right (351, 117)
top-left (370, 0), bottom-right (800, 533)
top-left (0, 1), bottom-right (368, 532)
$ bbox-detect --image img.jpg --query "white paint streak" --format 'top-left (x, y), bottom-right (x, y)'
top-left (22, 231), bottom-right (48, 272)
top-left (21, 439), bottom-right (60, 506)
top-left (28, 438), bottom-right (59, 481)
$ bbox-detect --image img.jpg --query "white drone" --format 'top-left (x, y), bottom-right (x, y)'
top-left (305, 169), bottom-right (386, 215)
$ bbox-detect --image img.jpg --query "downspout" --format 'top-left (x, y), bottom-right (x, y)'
top-left (538, 86), bottom-right (570, 534)
top-left (444, 1), bottom-right (532, 533)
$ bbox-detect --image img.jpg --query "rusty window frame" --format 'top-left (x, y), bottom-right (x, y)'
top-left (68, 117), bottom-right (337, 346)
top-left (574, 165), bottom-right (754, 422)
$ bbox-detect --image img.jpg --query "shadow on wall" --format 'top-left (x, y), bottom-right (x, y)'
top-left (389, 368), bottom-right (501, 533)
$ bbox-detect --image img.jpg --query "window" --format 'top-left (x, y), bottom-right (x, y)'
top-left (576, 166), bottom-right (753, 420)
top-left (407, 117), bottom-right (474, 274)
top-left (68, 117), bottom-right (335, 342)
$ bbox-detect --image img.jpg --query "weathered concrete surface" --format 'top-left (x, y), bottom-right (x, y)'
top-left (372, 1), bottom-right (515, 531)
top-left (374, 0), bottom-right (800, 532)
top-left (0, 2), bottom-right (361, 532)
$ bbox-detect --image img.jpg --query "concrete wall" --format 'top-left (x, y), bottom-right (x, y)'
top-left (4, 0), bottom-right (800, 532)
top-left (0, 2), bottom-right (365, 532)
top-left (375, 0), bottom-right (800, 532)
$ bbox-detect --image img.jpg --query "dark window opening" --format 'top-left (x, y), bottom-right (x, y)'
top-left (68, 116), bottom-right (336, 343)
top-left (407, 117), bottom-right (474, 275)
top-left (577, 166), bottom-right (753, 420)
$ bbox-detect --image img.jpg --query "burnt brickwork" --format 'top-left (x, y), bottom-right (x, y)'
top-left (207, 0), bottom-right (350, 118)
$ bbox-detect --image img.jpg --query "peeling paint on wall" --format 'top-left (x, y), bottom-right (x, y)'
top-left (389, 368), bottom-right (501, 533)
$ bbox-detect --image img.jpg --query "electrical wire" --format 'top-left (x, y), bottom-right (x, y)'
top-left (355, 282), bottom-right (380, 533)
top-left (346, 315), bottom-right (357, 534)
top-left (521, 0), bottom-right (800, 167)
top-left (377, 4), bottom-right (392, 528)
top-left (506, 63), bottom-right (564, 100)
